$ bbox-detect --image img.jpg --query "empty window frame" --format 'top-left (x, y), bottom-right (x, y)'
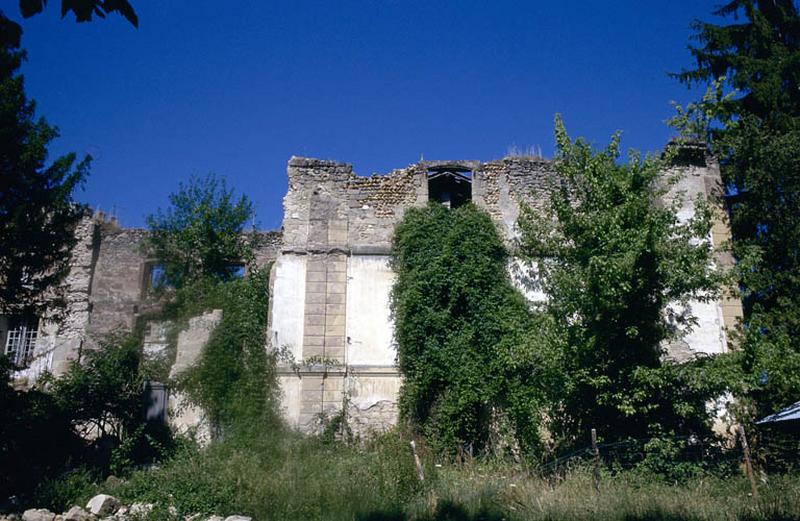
top-left (143, 262), bottom-right (171, 295)
top-left (1, 316), bottom-right (40, 368)
top-left (428, 166), bottom-right (472, 209)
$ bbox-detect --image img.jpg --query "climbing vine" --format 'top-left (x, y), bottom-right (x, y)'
top-left (168, 268), bottom-right (281, 438)
top-left (390, 203), bottom-right (551, 456)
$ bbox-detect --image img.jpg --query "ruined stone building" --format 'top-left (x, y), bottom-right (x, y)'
top-left (3, 144), bottom-right (742, 435)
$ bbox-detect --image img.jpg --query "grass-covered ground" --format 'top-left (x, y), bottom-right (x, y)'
top-left (54, 430), bottom-right (798, 521)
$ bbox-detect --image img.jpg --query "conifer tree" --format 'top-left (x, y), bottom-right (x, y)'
top-left (676, 0), bottom-right (800, 415)
top-left (0, 24), bottom-right (90, 314)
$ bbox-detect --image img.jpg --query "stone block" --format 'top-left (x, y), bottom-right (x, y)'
top-left (306, 270), bottom-right (327, 282)
top-left (86, 494), bottom-right (120, 516)
top-left (62, 506), bottom-right (92, 521)
top-left (321, 389), bottom-right (345, 402)
top-left (304, 314), bottom-right (326, 326)
top-left (326, 314), bottom-right (346, 327)
top-left (327, 260), bottom-right (347, 273)
top-left (326, 271), bottom-right (347, 283)
top-left (324, 336), bottom-right (345, 348)
top-left (321, 376), bottom-right (344, 390)
top-left (304, 335), bottom-right (325, 346)
top-left (325, 324), bottom-right (345, 337)
top-left (307, 227), bottom-right (328, 244)
top-left (22, 509), bottom-right (55, 521)
top-left (328, 229), bottom-right (348, 244)
top-left (307, 293), bottom-right (326, 304)
top-left (326, 282), bottom-right (346, 294)
top-left (306, 282), bottom-right (327, 294)
top-left (304, 325), bottom-right (324, 337)
top-left (306, 260), bottom-right (326, 272)
top-left (326, 293), bottom-right (346, 304)
top-left (325, 303), bottom-right (346, 316)
top-left (302, 346), bottom-right (324, 358)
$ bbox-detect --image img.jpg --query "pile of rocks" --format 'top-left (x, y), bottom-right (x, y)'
top-left (0, 494), bottom-right (251, 521)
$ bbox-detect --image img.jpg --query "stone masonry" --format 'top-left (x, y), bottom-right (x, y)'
top-left (5, 144), bottom-right (741, 438)
top-left (269, 147), bottom-right (741, 436)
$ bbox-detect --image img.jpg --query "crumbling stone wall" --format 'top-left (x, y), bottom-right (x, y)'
top-left (12, 213), bottom-right (101, 385)
top-left (272, 155), bottom-right (561, 433)
top-left (14, 214), bottom-right (282, 388)
top-left (660, 147), bottom-right (743, 361)
top-left (14, 148), bottom-right (738, 439)
top-left (271, 151), bottom-right (739, 435)
top-left (86, 225), bottom-right (150, 339)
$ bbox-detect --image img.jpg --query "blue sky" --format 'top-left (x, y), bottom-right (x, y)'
top-left (13, 1), bottom-right (719, 229)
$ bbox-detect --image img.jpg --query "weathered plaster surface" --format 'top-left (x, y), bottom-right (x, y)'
top-left (345, 255), bottom-right (396, 367)
top-left (268, 255), bottom-right (307, 360)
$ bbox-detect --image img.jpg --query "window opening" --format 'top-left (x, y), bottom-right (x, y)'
top-left (428, 165), bottom-right (472, 209)
top-left (226, 263), bottom-right (246, 279)
top-left (143, 262), bottom-right (172, 294)
top-left (2, 317), bottom-right (39, 368)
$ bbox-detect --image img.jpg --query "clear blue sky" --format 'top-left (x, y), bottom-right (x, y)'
top-left (13, 0), bottom-right (719, 230)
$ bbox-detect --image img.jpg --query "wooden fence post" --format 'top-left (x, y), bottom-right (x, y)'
top-left (739, 425), bottom-right (759, 499)
top-left (591, 428), bottom-right (600, 492)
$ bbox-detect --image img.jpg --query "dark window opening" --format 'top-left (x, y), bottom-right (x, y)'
top-left (667, 140), bottom-right (707, 167)
top-left (428, 165), bottom-right (472, 209)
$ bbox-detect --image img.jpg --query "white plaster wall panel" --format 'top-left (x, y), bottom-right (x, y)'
top-left (348, 374), bottom-right (402, 409)
top-left (508, 258), bottom-right (547, 304)
top-left (662, 167), bottom-right (707, 225)
top-left (345, 255), bottom-right (396, 366)
top-left (269, 255), bottom-right (307, 360)
top-left (278, 375), bottom-right (302, 427)
top-left (676, 299), bottom-right (727, 355)
top-left (170, 310), bottom-right (223, 378)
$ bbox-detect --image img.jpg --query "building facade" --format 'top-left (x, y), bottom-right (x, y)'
top-left (3, 147), bottom-right (742, 436)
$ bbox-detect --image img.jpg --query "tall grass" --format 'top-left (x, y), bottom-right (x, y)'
top-left (97, 430), bottom-right (800, 521)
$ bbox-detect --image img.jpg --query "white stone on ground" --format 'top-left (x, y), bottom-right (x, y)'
top-left (62, 506), bottom-right (92, 521)
top-left (86, 495), bottom-right (120, 516)
top-left (21, 509), bottom-right (55, 521)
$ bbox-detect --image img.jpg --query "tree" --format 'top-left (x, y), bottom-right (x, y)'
top-left (1, 1), bottom-right (138, 50)
top-left (0, 28), bottom-right (90, 315)
top-left (675, 0), bottom-right (800, 125)
top-left (675, 0), bottom-right (800, 417)
top-left (517, 116), bottom-right (725, 445)
top-left (47, 331), bottom-right (143, 443)
top-left (145, 174), bottom-right (255, 289)
top-left (14, 0), bottom-right (137, 26)
top-left (391, 203), bottom-right (550, 456)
